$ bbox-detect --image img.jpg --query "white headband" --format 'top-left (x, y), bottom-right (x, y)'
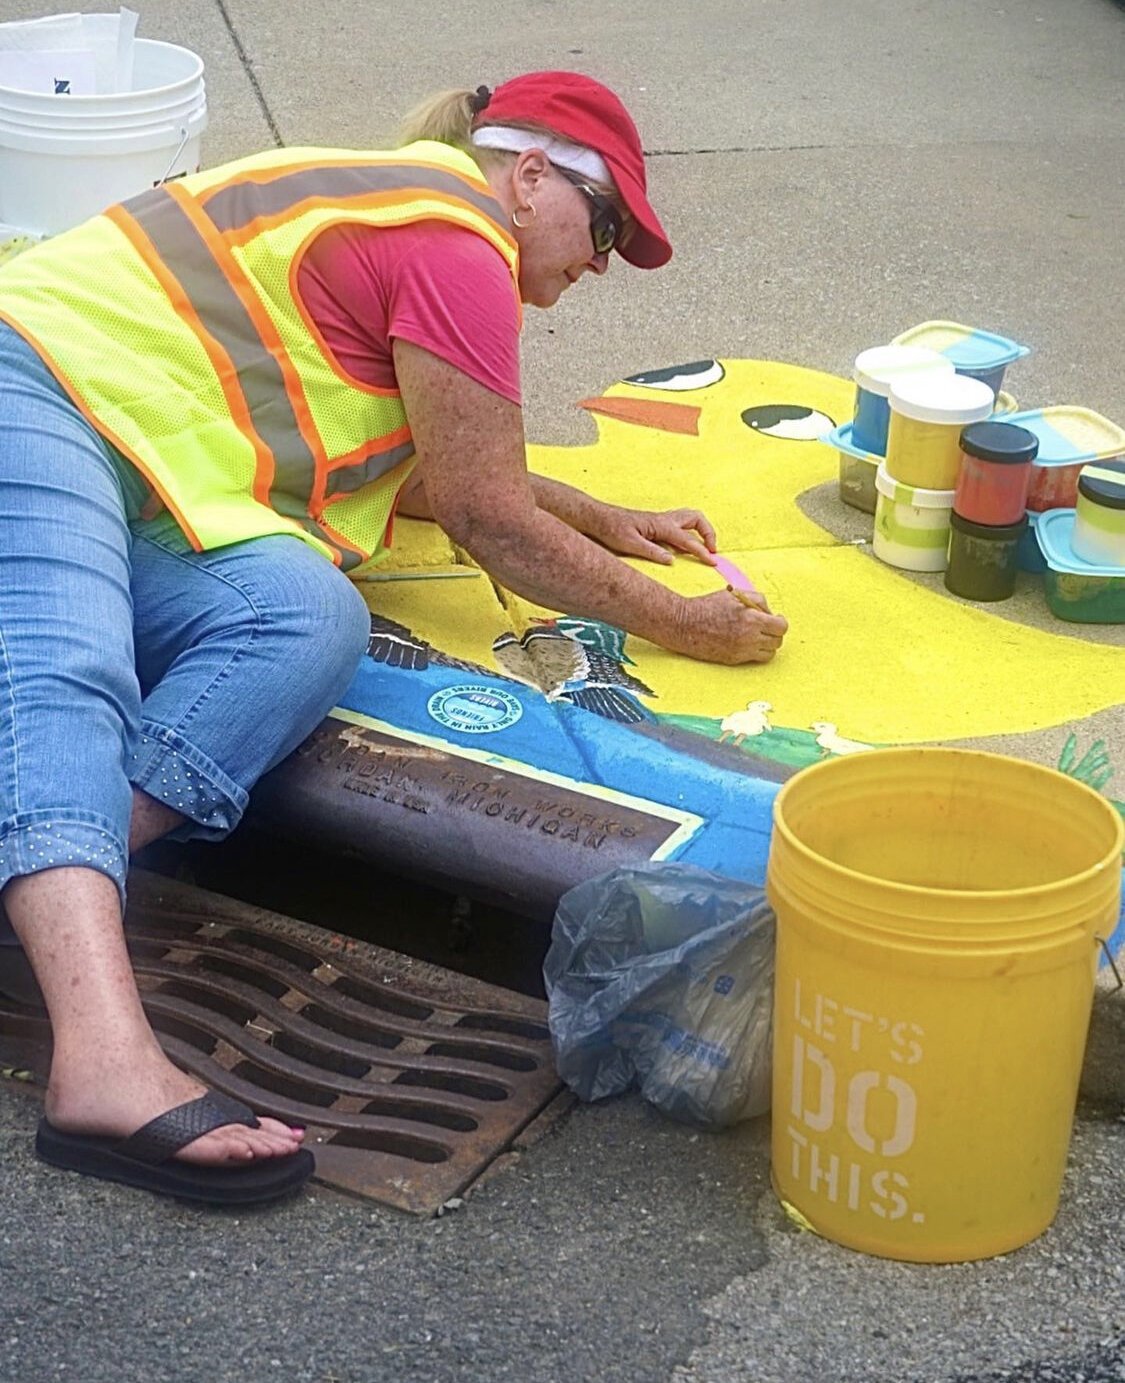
top-left (470, 125), bottom-right (613, 188)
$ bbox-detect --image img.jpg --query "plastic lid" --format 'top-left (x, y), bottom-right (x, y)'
top-left (999, 406), bottom-right (1125, 466)
top-left (875, 462), bottom-right (955, 507)
top-left (891, 320), bottom-right (1030, 371)
top-left (958, 421), bottom-right (1039, 465)
top-left (950, 510), bottom-right (1028, 539)
top-left (1035, 508), bottom-right (1124, 576)
top-left (889, 373), bottom-right (995, 426)
top-left (1077, 459), bottom-right (1125, 510)
top-left (821, 421), bottom-right (879, 461)
top-left (853, 345), bottom-right (954, 397)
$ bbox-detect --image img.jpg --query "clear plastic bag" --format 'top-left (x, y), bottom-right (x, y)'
top-left (544, 863), bottom-right (775, 1129)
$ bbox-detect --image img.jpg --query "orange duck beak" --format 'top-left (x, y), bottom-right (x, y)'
top-left (578, 396), bottom-right (701, 435)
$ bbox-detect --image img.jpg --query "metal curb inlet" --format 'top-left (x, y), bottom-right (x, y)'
top-left (0, 870), bottom-right (564, 1213)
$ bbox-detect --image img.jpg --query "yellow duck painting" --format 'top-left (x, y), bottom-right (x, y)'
top-left (491, 356), bottom-right (1125, 747)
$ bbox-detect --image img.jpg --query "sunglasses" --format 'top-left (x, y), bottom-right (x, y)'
top-left (558, 168), bottom-right (623, 256)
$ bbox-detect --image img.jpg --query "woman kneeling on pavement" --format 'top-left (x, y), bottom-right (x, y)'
top-left (0, 70), bottom-right (788, 1206)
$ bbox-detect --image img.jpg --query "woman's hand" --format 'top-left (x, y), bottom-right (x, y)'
top-left (669, 590), bottom-right (789, 665)
top-left (584, 503), bottom-right (718, 565)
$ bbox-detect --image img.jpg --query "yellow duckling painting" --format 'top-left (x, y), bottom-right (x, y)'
top-left (518, 357), bottom-right (1125, 748)
top-left (363, 355), bottom-right (1123, 803)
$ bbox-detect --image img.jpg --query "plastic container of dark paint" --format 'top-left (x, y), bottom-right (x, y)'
top-left (945, 511), bottom-right (1028, 602)
top-left (953, 421), bottom-right (1039, 526)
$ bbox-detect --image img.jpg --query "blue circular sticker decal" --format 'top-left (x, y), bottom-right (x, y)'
top-left (427, 684), bottom-right (524, 735)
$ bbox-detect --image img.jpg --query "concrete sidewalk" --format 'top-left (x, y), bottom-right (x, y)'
top-left (1, 1), bottom-right (1124, 1379)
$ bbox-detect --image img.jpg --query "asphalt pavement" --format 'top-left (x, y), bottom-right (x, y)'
top-left (1, 2), bottom-right (1124, 1380)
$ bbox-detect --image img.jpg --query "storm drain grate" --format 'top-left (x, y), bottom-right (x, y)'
top-left (0, 869), bottom-right (564, 1213)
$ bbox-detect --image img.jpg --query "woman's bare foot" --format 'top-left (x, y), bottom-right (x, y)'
top-left (45, 1044), bottom-right (304, 1165)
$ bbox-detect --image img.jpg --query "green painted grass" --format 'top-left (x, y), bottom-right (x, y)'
top-left (659, 714), bottom-right (825, 770)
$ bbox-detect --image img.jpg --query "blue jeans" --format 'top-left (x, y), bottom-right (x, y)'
top-left (0, 322), bottom-right (371, 931)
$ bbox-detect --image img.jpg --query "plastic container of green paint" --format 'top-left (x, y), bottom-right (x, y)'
top-left (944, 511), bottom-right (1028, 602)
top-left (873, 464), bottom-right (955, 573)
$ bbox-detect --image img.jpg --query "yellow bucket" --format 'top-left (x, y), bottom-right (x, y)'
top-left (766, 748), bottom-right (1123, 1263)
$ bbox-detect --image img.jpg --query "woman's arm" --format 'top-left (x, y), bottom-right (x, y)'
top-left (523, 474), bottom-right (719, 568)
top-left (396, 462), bottom-right (718, 571)
top-left (392, 340), bottom-right (787, 665)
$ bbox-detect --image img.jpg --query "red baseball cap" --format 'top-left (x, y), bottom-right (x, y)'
top-left (472, 70), bottom-right (672, 269)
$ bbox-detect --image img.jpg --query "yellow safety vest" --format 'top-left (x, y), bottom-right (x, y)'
top-left (0, 141), bottom-right (520, 570)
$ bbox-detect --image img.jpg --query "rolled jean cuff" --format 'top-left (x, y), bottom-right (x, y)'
top-left (130, 720), bottom-right (250, 841)
top-left (0, 809), bottom-right (129, 918)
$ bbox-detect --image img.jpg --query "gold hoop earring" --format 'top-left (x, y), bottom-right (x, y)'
top-left (511, 202), bottom-right (536, 229)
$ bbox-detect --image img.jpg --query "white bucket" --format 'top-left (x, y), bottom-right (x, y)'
top-left (0, 16), bottom-right (206, 236)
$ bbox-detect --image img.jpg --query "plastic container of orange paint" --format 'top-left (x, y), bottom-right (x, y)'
top-left (953, 421), bottom-right (1038, 526)
top-left (886, 375), bottom-right (995, 490)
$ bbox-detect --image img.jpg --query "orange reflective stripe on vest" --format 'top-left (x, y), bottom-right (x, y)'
top-left (117, 185), bottom-right (330, 548)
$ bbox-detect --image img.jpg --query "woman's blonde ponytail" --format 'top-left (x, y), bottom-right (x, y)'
top-left (397, 89), bottom-right (477, 149)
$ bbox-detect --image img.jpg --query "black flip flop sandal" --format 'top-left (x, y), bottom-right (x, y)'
top-left (35, 1090), bottom-right (315, 1206)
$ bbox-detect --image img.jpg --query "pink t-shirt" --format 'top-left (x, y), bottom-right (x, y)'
top-left (295, 220), bottom-right (521, 405)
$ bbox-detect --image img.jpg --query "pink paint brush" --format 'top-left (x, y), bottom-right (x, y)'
top-left (712, 555), bottom-right (768, 610)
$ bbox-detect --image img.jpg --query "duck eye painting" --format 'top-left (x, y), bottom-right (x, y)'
top-left (741, 404), bottom-right (835, 440)
top-left (623, 360), bottom-right (726, 391)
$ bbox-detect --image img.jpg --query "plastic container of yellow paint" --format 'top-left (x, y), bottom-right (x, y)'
top-left (767, 747), bottom-right (1123, 1263)
top-left (885, 375), bottom-right (995, 490)
top-left (872, 464), bottom-right (955, 573)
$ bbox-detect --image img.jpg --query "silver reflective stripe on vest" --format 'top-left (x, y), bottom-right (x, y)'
top-left (324, 439), bottom-right (416, 499)
top-left (121, 187), bottom-right (334, 553)
top-left (200, 163), bottom-right (508, 238)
